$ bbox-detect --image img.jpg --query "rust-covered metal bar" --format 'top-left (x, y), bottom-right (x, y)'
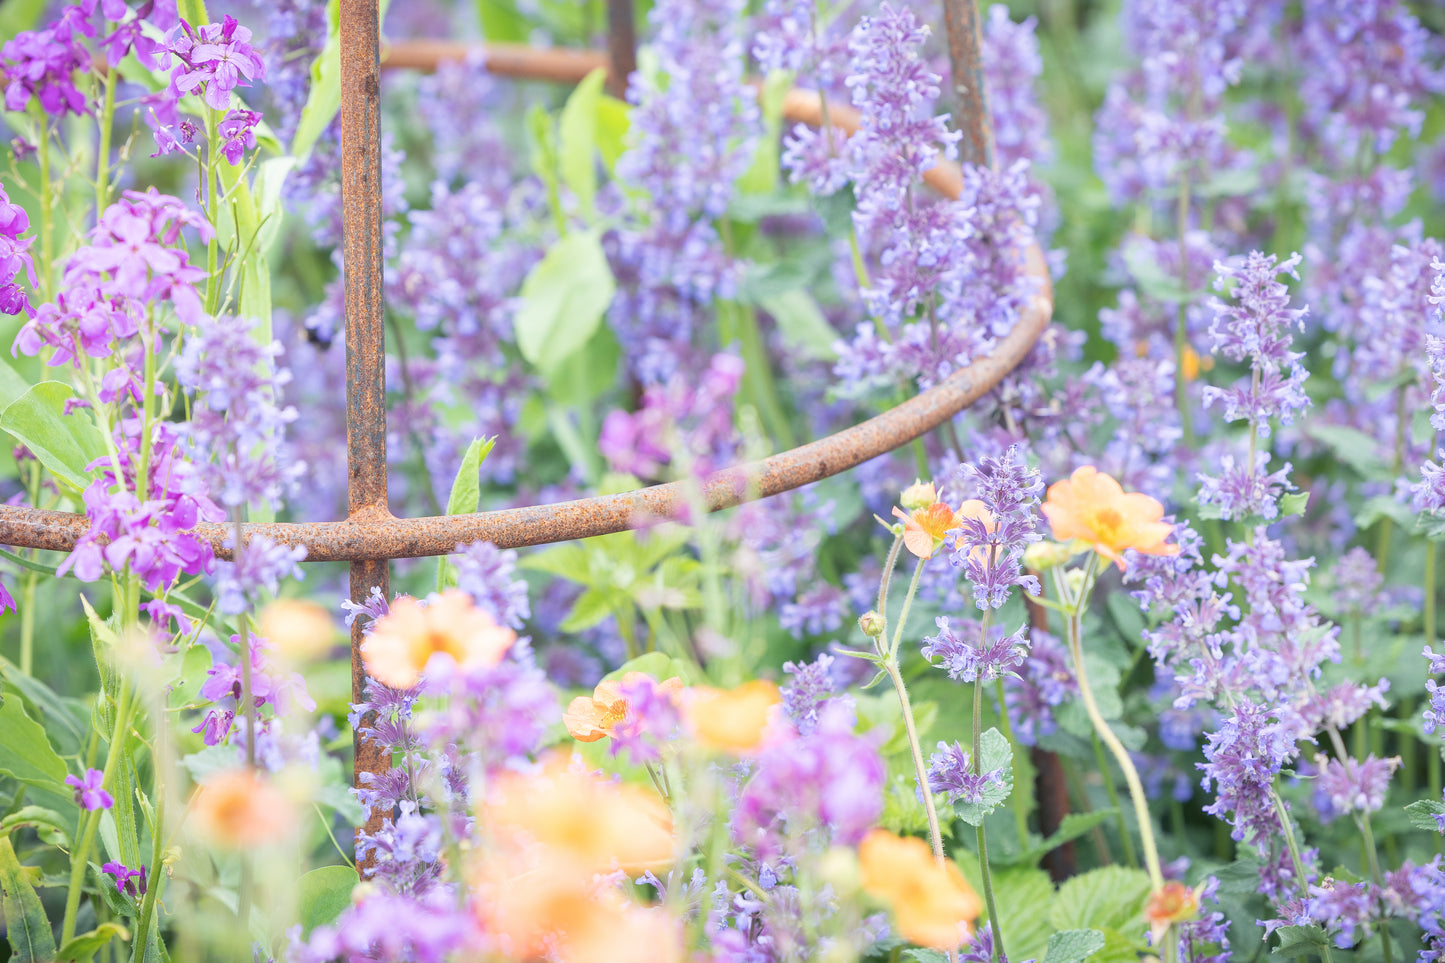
top-left (942, 0), bottom-right (995, 169)
top-left (379, 41), bottom-right (608, 82)
top-left (339, 0), bottom-right (391, 849)
top-left (604, 0), bottom-right (637, 99)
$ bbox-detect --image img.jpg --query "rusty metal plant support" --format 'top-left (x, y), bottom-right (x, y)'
top-left (0, 0), bottom-right (1050, 851)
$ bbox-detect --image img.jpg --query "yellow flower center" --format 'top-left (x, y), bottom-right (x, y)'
top-left (600, 700), bottom-right (629, 727)
top-left (1089, 507), bottom-right (1125, 543)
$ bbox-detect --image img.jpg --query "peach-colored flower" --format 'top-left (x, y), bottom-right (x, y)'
top-left (1146, 881), bottom-right (1201, 942)
top-left (360, 589), bottom-right (516, 688)
top-left (1040, 465), bottom-right (1178, 570)
top-left (258, 599), bottom-right (335, 662)
top-left (681, 680), bottom-right (784, 753)
top-left (190, 768), bottom-right (297, 849)
top-left (563, 672), bottom-right (684, 742)
top-left (484, 758), bottom-right (674, 875)
top-left (893, 498), bottom-right (989, 560)
top-left (859, 828), bottom-right (982, 949)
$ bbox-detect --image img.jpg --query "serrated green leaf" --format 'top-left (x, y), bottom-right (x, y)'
top-left (953, 729), bottom-right (1014, 826)
top-left (1041, 929), bottom-right (1107, 963)
top-left (558, 68), bottom-right (607, 221)
top-left (521, 543), bottom-right (592, 581)
top-left (1279, 490), bottom-right (1309, 517)
top-left (515, 231), bottom-right (616, 373)
top-left (0, 382), bottom-right (107, 491)
top-left (759, 291), bottom-right (839, 360)
top-left (297, 865), bottom-right (357, 936)
top-left (56, 922), bottom-right (129, 963)
top-left (560, 587), bottom-right (617, 632)
top-left (1049, 866), bottom-right (1151, 935)
top-left (1355, 494), bottom-right (1416, 530)
top-left (1308, 424), bottom-right (1390, 479)
top-left (0, 835), bottom-right (56, 963)
top-left (903, 950), bottom-right (949, 963)
top-left (1405, 798), bottom-right (1445, 832)
top-left (1271, 924), bottom-right (1331, 957)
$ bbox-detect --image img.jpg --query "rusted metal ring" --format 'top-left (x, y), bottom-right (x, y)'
top-left (0, 43), bottom-right (1052, 564)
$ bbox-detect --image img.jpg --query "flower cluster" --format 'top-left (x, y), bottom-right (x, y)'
top-left (0, 182), bottom-right (36, 317)
top-left (600, 352), bottom-right (744, 481)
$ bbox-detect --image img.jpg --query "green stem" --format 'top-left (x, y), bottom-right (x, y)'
top-left (973, 651), bottom-right (1006, 963)
top-left (18, 570), bottom-right (36, 674)
top-left (1427, 540), bottom-right (1437, 653)
top-left (1359, 813), bottom-right (1393, 963)
top-left (1269, 787), bottom-right (1334, 963)
top-left (204, 108), bottom-right (220, 315)
top-left (130, 766), bottom-right (166, 963)
top-left (95, 72), bottom-right (116, 217)
top-left (886, 556), bottom-right (925, 661)
top-left (876, 534), bottom-right (904, 625)
top-left (60, 679), bottom-right (135, 944)
top-left (36, 112), bottom-right (54, 298)
top-left (1090, 729), bottom-right (1138, 868)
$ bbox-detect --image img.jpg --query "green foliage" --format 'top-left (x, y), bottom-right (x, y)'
top-left (1049, 866), bottom-right (1152, 963)
top-left (56, 923), bottom-right (130, 963)
top-left (437, 437), bottom-right (497, 590)
top-left (0, 835), bottom-right (57, 963)
top-left (558, 69), bottom-right (608, 221)
top-left (0, 694), bottom-right (75, 817)
top-left (953, 729), bottom-right (1015, 827)
top-left (0, 382), bottom-right (108, 493)
top-left (1041, 929), bottom-right (1107, 963)
top-left (515, 231), bottom-right (618, 375)
top-left (1270, 924), bottom-right (1333, 957)
top-left (297, 865), bottom-right (358, 936)
top-left (1404, 798), bottom-right (1445, 831)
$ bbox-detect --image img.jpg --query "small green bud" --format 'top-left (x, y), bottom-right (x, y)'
top-left (859, 610), bottom-right (886, 638)
top-left (900, 479), bottom-right (938, 511)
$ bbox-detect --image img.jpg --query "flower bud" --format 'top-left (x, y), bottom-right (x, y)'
top-left (1065, 568), bottom-right (1088, 596)
top-left (1023, 540), bottom-right (1073, 573)
top-left (859, 610), bottom-right (886, 638)
top-left (900, 479), bottom-right (938, 511)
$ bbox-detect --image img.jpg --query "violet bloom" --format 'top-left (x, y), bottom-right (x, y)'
top-left (211, 534), bottom-right (307, 616)
top-left (1, 5), bottom-right (94, 116)
top-left (193, 636), bottom-right (315, 745)
top-left (0, 183), bottom-right (37, 318)
top-left (101, 0), bottom-right (176, 70)
top-left (1198, 700), bottom-right (1296, 851)
top-left (101, 861), bottom-right (146, 897)
top-left (733, 701), bottom-right (885, 856)
top-left (66, 768), bottom-right (113, 811)
top-left (169, 15), bottom-right (266, 111)
top-left (217, 107), bottom-right (261, 164)
top-left (1314, 754), bottom-right (1399, 815)
top-left (416, 652), bottom-right (557, 774)
top-left (452, 541), bottom-right (529, 630)
top-left (1424, 646), bottom-right (1445, 734)
top-left (175, 314), bottom-right (304, 512)
top-left (922, 616), bottom-right (1028, 683)
top-left (599, 352), bottom-right (744, 482)
top-left (257, 0), bottom-right (327, 147)
top-left (1308, 879), bottom-right (1377, 949)
top-left (927, 741), bottom-right (1005, 805)
top-left (290, 888), bottom-right (474, 963)
top-left (1001, 627), bottom-right (1074, 745)
top-left (948, 446), bottom-right (1043, 610)
top-left (780, 654), bottom-right (839, 737)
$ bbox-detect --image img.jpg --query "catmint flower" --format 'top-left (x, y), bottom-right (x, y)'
top-left (780, 654), bottom-right (840, 738)
top-left (1332, 546), bottom-right (1385, 616)
top-left (1308, 878), bottom-right (1377, 949)
top-left (66, 768), bottom-right (113, 811)
top-left (1424, 646), bottom-right (1445, 734)
top-left (211, 534), bottom-right (307, 616)
top-left (922, 616), bottom-right (1029, 683)
top-left (1313, 754), bottom-right (1400, 815)
top-left (169, 15), bottom-right (266, 112)
top-left (256, 0), bottom-right (327, 146)
top-left (927, 741), bottom-right (1005, 805)
top-left (948, 447), bottom-right (1043, 609)
top-left (599, 353), bottom-right (744, 481)
top-left (1002, 627), bottom-right (1074, 745)
top-left (101, 861), bottom-right (147, 897)
top-left (175, 314), bottom-right (304, 511)
top-left (452, 541), bottom-right (529, 630)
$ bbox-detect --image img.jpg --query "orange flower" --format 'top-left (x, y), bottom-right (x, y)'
top-left (893, 498), bottom-right (988, 560)
top-left (484, 759), bottom-right (675, 874)
top-left (191, 768), bottom-right (297, 849)
top-left (563, 672), bottom-right (684, 742)
top-left (1146, 881), bottom-right (1201, 942)
top-left (258, 599), bottom-right (335, 662)
top-left (360, 589), bottom-right (516, 688)
top-left (682, 680), bottom-right (784, 753)
top-left (1040, 465), bottom-right (1178, 570)
top-left (859, 829), bottom-right (982, 949)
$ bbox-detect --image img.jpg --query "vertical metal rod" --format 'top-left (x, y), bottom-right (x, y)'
top-left (339, 0), bottom-right (391, 862)
top-left (604, 0), bottom-right (637, 99)
top-left (942, 0), bottom-right (995, 170)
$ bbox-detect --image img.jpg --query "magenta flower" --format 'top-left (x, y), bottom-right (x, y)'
top-left (66, 768), bottom-right (114, 811)
top-left (1, 5), bottom-right (94, 117)
top-left (217, 107), bottom-right (261, 164)
top-left (169, 15), bottom-right (266, 112)
top-left (101, 861), bottom-right (146, 897)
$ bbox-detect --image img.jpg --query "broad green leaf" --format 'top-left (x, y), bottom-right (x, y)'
top-left (953, 728), bottom-right (1014, 826)
top-left (437, 437), bottom-right (497, 590)
top-left (759, 291), bottom-right (838, 360)
top-left (181, 744), bottom-right (244, 783)
top-left (902, 951), bottom-right (948, 963)
top-left (1042, 929), bottom-right (1107, 963)
top-left (1418, 511), bottom-right (1445, 542)
top-left (0, 805), bottom-right (70, 847)
top-left (601, 651), bottom-right (698, 686)
top-left (216, 154), bottom-right (271, 332)
top-left (0, 382), bottom-right (107, 492)
top-left (1405, 798), bottom-right (1445, 832)
top-left (956, 862), bottom-right (1055, 962)
top-left (521, 544), bottom-right (591, 581)
top-left (1271, 924), bottom-right (1331, 957)
top-left (1307, 424), bottom-right (1389, 480)
top-left (1049, 866), bottom-right (1151, 935)
top-left (515, 231), bottom-right (616, 373)
top-left (291, 0), bottom-right (341, 160)
top-left (560, 587), bottom-right (617, 633)
top-left (56, 922), bottom-right (129, 963)
top-left (475, 0), bottom-right (529, 42)
top-left (1278, 490), bottom-right (1309, 517)
top-left (0, 356), bottom-right (34, 411)
top-left (558, 68), bottom-right (607, 221)
top-left (297, 865), bottom-right (357, 936)
top-left (0, 695), bottom-right (70, 804)
top-left (1355, 494), bottom-right (1415, 530)
top-left (0, 654), bottom-right (89, 757)
top-left (0, 835), bottom-right (56, 963)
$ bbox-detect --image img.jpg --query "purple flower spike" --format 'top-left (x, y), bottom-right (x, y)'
top-left (922, 616), bottom-right (1028, 683)
top-left (949, 445), bottom-right (1043, 610)
top-left (169, 15), bottom-right (266, 112)
top-left (927, 741), bottom-right (1005, 805)
top-left (67, 768), bottom-right (113, 811)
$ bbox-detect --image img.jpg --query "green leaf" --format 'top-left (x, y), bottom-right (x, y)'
top-left (1418, 512), bottom-right (1445, 542)
top-left (902, 951), bottom-right (949, 963)
top-left (0, 695), bottom-right (70, 808)
top-left (1271, 924), bottom-right (1331, 957)
top-left (560, 587), bottom-right (617, 632)
top-left (1122, 243), bottom-right (1193, 303)
top-left (735, 68), bottom-right (789, 194)
top-left (1308, 424), bottom-right (1389, 480)
top-left (56, 922), bottom-right (130, 963)
top-left (1355, 494), bottom-right (1416, 531)
top-left (521, 544), bottom-right (592, 581)
top-left (436, 437), bottom-right (496, 590)
top-left (216, 150), bottom-right (273, 331)
top-left (558, 68), bottom-right (607, 221)
top-left (0, 356), bottom-right (35, 412)
top-left (297, 865), bottom-right (357, 936)
top-left (0, 805), bottom-right (71, 847)
top-left (595, 95), bottom-right (631, 172)
top-left (0, 835), bottom-right (56, 963)
top-left (1050, 866), bottom-right (1151, 935)
top-left (601, 651), bottom-right (699, 686)
top-left (1405, 798), bottom-right (1445, 832)
top-left (758, 291), bottom-right (838, 360)
top-left (0, 382), bottom-right (108, 492)
top-left (181, 744), bottom-right (243, 784)
top-left (953, 728), bottom-right (1014, 827)
top-left (1042, 929), bottom-right (1107, 963)
top-left (1278, 490), bottom-right (1309, 517)
top-left (0, 654), bottom-right (89, 756)
top-left (475, 0), bottom-right (529, 42)
top-left (515, 231), bottom-right (616, 374)
top-left (291, 0), bottom-right (341, 159)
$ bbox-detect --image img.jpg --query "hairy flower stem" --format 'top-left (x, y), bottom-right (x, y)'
top-left (36, 111), bottom-right (54, 298)
top-left (1358, 812), bottom-right (1394, 963)
top-left (1269, 786), bottom-right (1334, 963)
top-left (994, 678), bottom-right (1031, 842)
top-left (1090, 730), bottom-right (1138, 868)
top-left (60, 678), bottom-right (135, 944)
top-left (1057, 560), bottom-right (1163, 891)
top-left (95, 71), bottom-right (116, 216)
top-left (972, 626), bottom-right (1006, 963)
